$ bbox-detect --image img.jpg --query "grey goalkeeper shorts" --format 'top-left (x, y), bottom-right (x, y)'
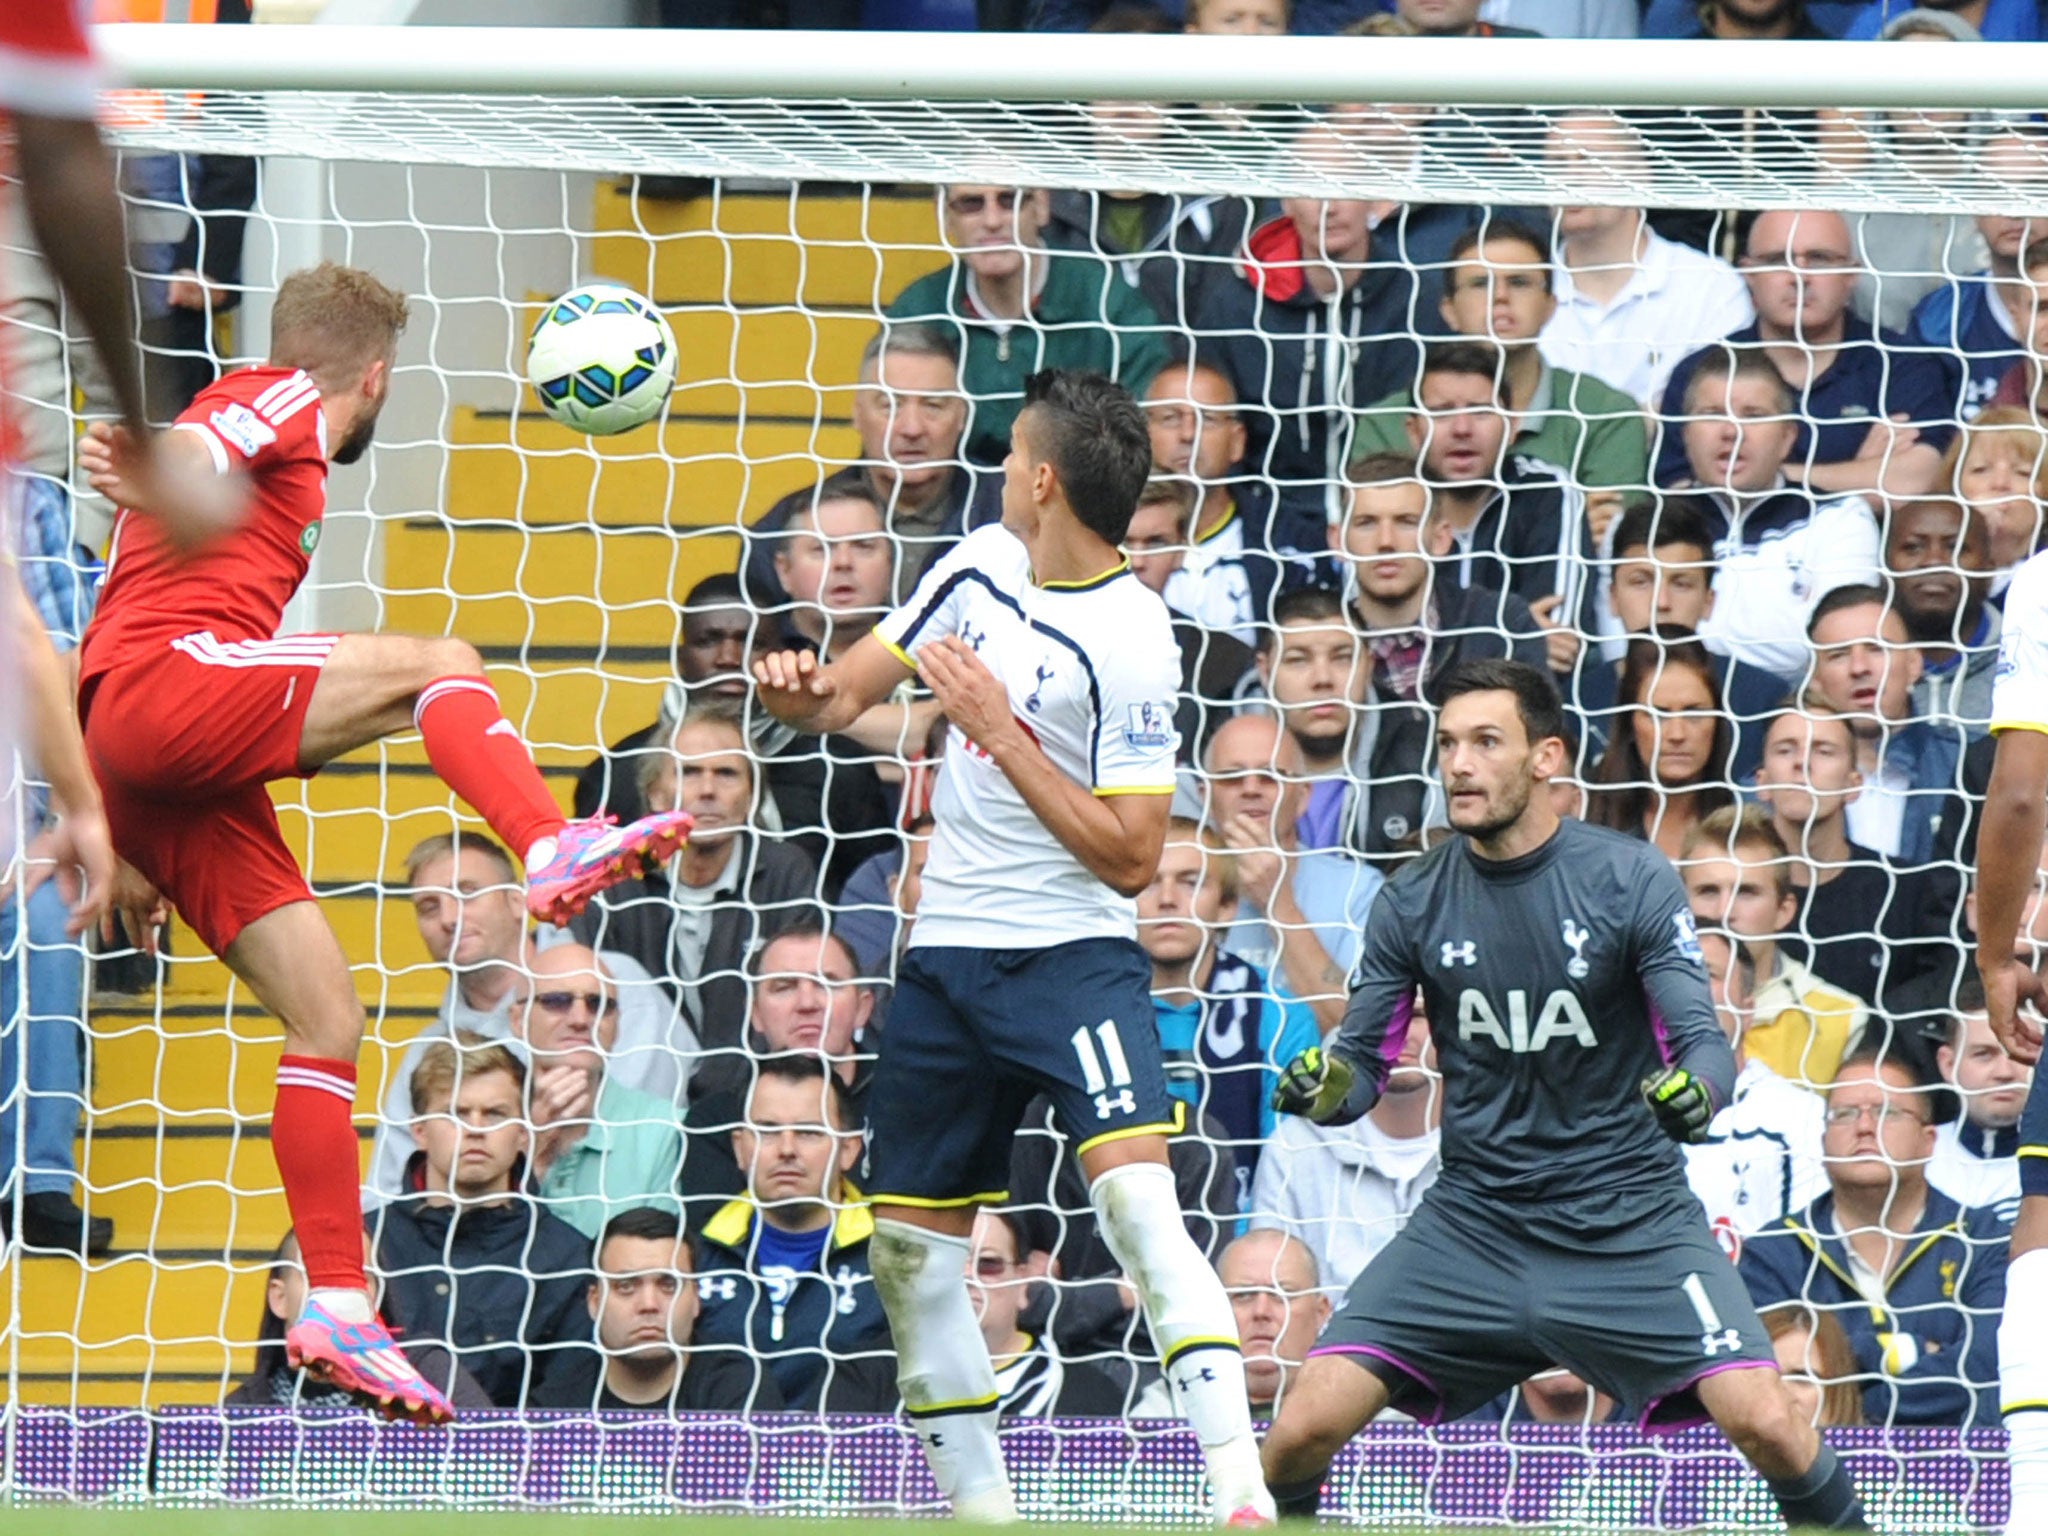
top-left (1312, 1179), bottom-right (1774, 1431)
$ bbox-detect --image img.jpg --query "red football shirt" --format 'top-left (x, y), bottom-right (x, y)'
top-left (80, 366), bottom-right (330, 687)
top-left (0, 2), bottom-right (97, 471)
top-left (0, 2), bottom-right (97, 120)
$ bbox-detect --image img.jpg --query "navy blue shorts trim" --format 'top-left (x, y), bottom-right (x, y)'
top-left (2019, 1069), bottom-right (2048, 1198)
top-left (861, 937), bottom-right (1179, 1206)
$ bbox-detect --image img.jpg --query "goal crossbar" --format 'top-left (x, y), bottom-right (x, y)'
top-left (90, 27), bottom-right (2048, 216)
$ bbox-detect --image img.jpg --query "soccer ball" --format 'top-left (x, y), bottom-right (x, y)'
top-left (525, 282), bottom-right (678, 436)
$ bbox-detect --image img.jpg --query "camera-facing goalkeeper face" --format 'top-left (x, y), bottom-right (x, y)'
top-left (1435, 689), bottom-right (1564, 841)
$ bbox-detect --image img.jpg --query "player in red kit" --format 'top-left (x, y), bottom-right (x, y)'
top-left (76, 263), bottom-right (691, 1424)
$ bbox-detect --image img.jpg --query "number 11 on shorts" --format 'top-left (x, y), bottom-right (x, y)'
top-left (1072, 1020), bottom-right (1133, 1093)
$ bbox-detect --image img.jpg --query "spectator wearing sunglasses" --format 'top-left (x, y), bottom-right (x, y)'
top-left (885, 183), bottom-right (1169, 466)
top-left (364, 833), bottom-right (696, 1204)
top-left (509, 944), bottom-right (686, 1241)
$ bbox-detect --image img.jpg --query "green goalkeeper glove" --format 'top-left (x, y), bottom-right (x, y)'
top-left (1271, 1045), bottom-right (1355, 1124)
top-left (1641, 1066), bottom-right (1715, 1144)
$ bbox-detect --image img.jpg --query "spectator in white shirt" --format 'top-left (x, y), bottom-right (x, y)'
top-left (1929, 977), bottom-right (2029, 1224)
top-left (1537, 112), bottom-right (1753, 405)
top-left (1803, 585), bottom-right (1963, 866)
top-left (1684, 926), bottom-right (1828, 1252)
top-left (1144, 360), bottom-right (1272, 636)
top-left (1250, 1001), bottom-right (1440, 1294)
top-left (366, 833), bottom-right (696, 1202)
top-left (1674, 348), bottom-right (1882, 683)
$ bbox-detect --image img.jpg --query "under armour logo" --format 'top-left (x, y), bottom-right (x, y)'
top-left (1177, 1367), bottom-right (1218, 1390)
top-left (1440, 940), bottom-right (1477, 968)
top-left (1561, 919), bottom-right (1590, 980)
top-left (961, 623), bottom-right (987, 652)
top-left (696, 1276), bottom-right (739, 1302)
top-left (1025, 661), bottom-right (1056, 713)
top-left (1702, 1329), bottom-right (1745, 1357)
top-left (1094, 1089), bottom-right (1136, 1120)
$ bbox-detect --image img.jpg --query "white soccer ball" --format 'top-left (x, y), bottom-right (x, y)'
top-left (525, 282), bottom-right (678, 436)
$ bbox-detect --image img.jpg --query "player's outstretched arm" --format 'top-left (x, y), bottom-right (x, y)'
top-left (752, 632), bottom-right (914, 737)
top-left (5, 569), bottom-right (114, 935)
top-left (919, 634), bottom-right (1166, 895)
top-left (17, 117), bottom-right (247, 551)
top-left (1976, 728), bottom-right (2048, 1064)
top-left (1273, 897), bottom-right (1414, 1126)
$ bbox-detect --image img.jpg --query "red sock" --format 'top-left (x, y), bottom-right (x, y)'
top-left (414, 676), bottom-right (566, 861)
top-left (273, 1055), bottom-right (368, 1292)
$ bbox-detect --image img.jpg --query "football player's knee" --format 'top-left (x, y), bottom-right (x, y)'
top-left (1261, 1402), bottom-right (1346, 1481)
top-left (424, 636), bottom-right (485, 682)
top-left (280, 994), bottom-right (366, 1059)
top-left (1090, 1161), bottom-right (1198, 1287)
top-left (1717, 1378), bottom-right (1807, 1471)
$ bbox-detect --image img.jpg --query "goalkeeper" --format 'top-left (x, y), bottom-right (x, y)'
top-left (1263, 659), bottom-right (1867, 1531)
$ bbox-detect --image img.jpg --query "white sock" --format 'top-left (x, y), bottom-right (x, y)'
top-left (2003, 1249), bottom-right (2048, 1536)
top-left (1090, 1162), bottom-right (1274, 1523)
top-left (524, 835), bottom-right (558, 873)
top-left (869, 1219), bottom-right (1017, 1522)
top-left (304, 1287), bottom-right (374, 1325)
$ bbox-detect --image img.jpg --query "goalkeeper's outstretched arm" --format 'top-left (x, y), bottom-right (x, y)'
top-left (753, 634), bottom-right (915, 737)
top-left (1272, 890), bottom-right (1415, 1127)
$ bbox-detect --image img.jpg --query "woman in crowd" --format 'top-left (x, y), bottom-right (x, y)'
top-left (1585, 633), bottom-right (1736, 862)
top-left (1944, 406), bottom-right (2048, 596)
top-left (1763, 1303), bottom-right (1868, 1429)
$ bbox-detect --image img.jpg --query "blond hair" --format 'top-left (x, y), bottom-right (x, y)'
top-left (270, 262), bottom-right (409, 383)
top-left (401, 831), bottom-right (517, 890)
top-left (409, 1029), bottom-right (525, 1117)
top-left (1682, 804), bottom-right (1794, 900)
top-left (1943, 406), bottom-right (2048, 500)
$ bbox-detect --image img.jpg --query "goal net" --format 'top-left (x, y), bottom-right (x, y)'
top-left (4, 21), bottom-right (2042, 1529)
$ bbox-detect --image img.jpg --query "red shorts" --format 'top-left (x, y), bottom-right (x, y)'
top-left (81, 629), bottom-right (338, 955)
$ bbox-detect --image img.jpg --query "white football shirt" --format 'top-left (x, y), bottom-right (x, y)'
top-left (1992, 548), bottom-right (2048, 736)
top-left (875, 523), bottom-right (1180, 950)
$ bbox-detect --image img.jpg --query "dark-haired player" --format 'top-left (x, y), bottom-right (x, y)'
top-left (756, 370), bottom-right (1272, 1524)
top-left (72, 263), bottom-right (689, 1425)
top-left (1974, 541), bottom-right (2048, 1535)
top-left (1264, 658), bottom-right (1867, 1530)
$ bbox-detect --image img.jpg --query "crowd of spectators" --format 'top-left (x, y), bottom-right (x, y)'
top-left (217, 116), bottom-right (2045, 1424)
top-left (654, 0), bottom-right (2048, 43)
top-left (7, 27), bottom-right (2048, 1433)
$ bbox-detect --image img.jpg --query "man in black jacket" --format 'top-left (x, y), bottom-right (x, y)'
top-left (571, 701), bottom-right (821, 1100)
top-left (1190, 120), bottom-right (1438, 556)
top-left (693, 1055), bottom-right (895, 1411)
top-left (1329, 454), bottom-right (1548, 868)
top-left (572, 572), bottom-right (893, 900)
top-left (1402, 340), bottom-right (1595, 663)
top-left (532, 1206), bottom-right (780, 1413)
top-left (740, 323), bottom-right (1003, 610)
top-left (369, 1035), bottom-right (593, 1408)
top-left (678, 923), bottom-right (876, 1228)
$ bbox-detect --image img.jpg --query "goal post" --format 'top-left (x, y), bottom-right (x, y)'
top-left (0, 20), bottom-right (2030, 1528)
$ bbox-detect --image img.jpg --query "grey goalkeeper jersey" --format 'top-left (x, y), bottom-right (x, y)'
top-left (1329, 818), bottom-right (1736, 1205)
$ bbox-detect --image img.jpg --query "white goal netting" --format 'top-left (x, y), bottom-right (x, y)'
top-left (2, 22), bottom-right (2043, 1529)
